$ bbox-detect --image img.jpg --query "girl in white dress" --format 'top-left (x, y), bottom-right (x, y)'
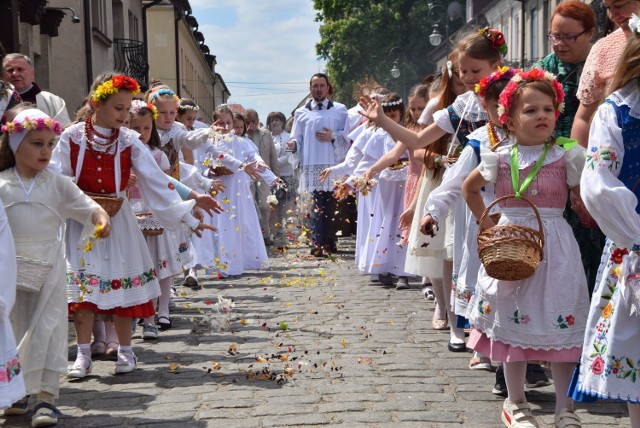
top-left (361, 29), bottom-right (506, 351)
top-left (1, 105), bottom-right (109, 426)
top-left (52, 73), bottom-right (209, 379)
top-left (462, 69), bottom-right (589, 428)
top-left (571, 27), bottom-right (640, 426)
top-left (202, 106), bottom-right (280, 276)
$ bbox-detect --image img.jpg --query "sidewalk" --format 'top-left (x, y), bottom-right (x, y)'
top-left (2, 237), bottom-right (630, 427)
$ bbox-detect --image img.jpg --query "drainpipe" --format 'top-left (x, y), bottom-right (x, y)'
top-left (84, 0), bottom-right (92, 92)
top-left (142, 0), bottom-right (162, 87)
top-left (174, 10), bottom-right (181, 97)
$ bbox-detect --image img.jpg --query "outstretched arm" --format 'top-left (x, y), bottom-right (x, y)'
top-left (359, 96), bottom-right (447, 149)
top-left (362, 141), bottom-right (408, 180)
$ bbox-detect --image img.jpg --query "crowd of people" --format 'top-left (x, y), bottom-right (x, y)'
top-left (1, 0), bottom-right (640, 427)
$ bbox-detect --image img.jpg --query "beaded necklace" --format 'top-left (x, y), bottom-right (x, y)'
top-left (487, 121), bottom-right (500, 149)
top-left (84, 116), bottom-right (119, 152)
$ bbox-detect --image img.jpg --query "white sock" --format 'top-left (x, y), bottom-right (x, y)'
top-left (118, 345), bottom-right (133, 354)
top-left (77, 343), bottom-right (91, 359)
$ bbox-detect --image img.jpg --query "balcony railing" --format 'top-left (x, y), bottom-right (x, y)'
top-left (113, 38), bottom-right (148, 86)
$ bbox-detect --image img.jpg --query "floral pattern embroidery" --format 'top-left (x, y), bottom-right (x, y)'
top-left (477, 299), bottom-right (491, 315)
top-left (508, 309), bottom-right (530, 325)
top-left (178, 242), bottom-right (188, 254)
top-left (553, 314), bottom-right (575, 329)
top-left (67, 267), bottom-right (156, 298)
top-left (0, 356), bottom-right (20, 384)
top-left (586, 145), bottom-right (620, 171)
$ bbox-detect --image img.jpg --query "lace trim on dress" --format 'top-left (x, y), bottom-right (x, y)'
top-left (449, 91), bottom-right (487, 123)
top-left (158, 122), bottom-right (187, 147)
top-left (495, 144), bottom-right (566, 169)
top-left (467, 125), bottom-right (508, 149)
top-left (299, 164), bottom-right (335, 193)
top-left (0, 168), bottom-right (49, 190)
top-left (608, 81), bottom-right (640, 119)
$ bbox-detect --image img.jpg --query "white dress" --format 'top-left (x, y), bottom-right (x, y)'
top-left (129, 148), bottom-right (186, 279)
top-left (51, 123), bottom-right (199, 311)
top-left (424, 125), bottom-right (509, 317)
top-left (574, 83), bottom-right (640, 402)
top-left (2, 169), bottom-right (98, 397)
top-left (405, 96), bottom-right (447, 279)
top-left (468, 144), bottom-right (590, 353)
top-left (0, 197), bottom-right (24, 408)
top-left (355, 129), bottom-right (409, 276)
top-left (202, 133), bottom-right (276, 275)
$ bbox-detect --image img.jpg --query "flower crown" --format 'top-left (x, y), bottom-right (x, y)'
top-left (474, 66), bottom-right (519, 99)
top-left (179, 102), bottom-right (200, 111)
top-left (2, 116), bottom-right (62, 135)
top-left (150, 88), bottom-right (180, 104)
top-left (479, 27), bottom-right (508, 57)
top-left (497, 68), bottom-right (565, 124)
top-left (629, 14), bottom-right (640, 36)
top-left (91, 75), bottom-right (140, 102)
top-left (381, 98), bottom-right (403, 107)
top-left (130, 100), bottom-right (159, 120)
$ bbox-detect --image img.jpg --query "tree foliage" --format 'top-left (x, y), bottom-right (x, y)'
top-left (313, 0), bottom-right (449, 105)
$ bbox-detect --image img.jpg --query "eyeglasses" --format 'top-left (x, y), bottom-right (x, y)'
top-left (547, 30), bottom-right (587, 44)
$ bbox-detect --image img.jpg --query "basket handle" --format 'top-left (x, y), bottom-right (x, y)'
top-left (477, 193), bottom-right (545, 250)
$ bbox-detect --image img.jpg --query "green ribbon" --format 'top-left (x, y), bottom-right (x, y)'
top-left (510, 143), bottom-right (548, 199)
top-left (555, 136), bottom-right (578, 151)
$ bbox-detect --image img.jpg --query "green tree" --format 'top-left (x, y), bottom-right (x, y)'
top-left (313, 0), bottom-right (449, 105)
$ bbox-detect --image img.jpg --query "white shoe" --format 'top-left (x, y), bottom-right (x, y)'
top-left (501, 399), bottom-right (539, 428)
top-left (67, 355), bottom-right (92, 378)
top-left (114, 351), bottom-right (137, 374)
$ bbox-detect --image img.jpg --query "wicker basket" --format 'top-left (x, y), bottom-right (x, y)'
top-left (16, 255), bottom-right (52, 292)
top-left (137, 213), bottom-right (164, 236)
top-left (477, 194), bottom-right (544, 281)
top-left (211, 166), bottom-right (234, 176)
top-left (86, 192), bottom-right (124, 217)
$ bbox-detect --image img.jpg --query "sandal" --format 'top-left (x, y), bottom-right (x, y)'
top-left (157, 316), bottom-right (172, 331)
top-left (31, 402), bottom-right (62, 428)
top-left (468, 356), bottom-right (492, 371)
top-left (105, 341), bottom-right (119, 358)
top-left (431, 318), bottom-right (449, 330)
top-left (555, 409), bottom-right (581, 428)
top-left (90, 340), bottom-right (106, 355)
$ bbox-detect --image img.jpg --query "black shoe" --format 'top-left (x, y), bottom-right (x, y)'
top-left (526, 363), bottom-right (551, 388)
top-left (378, 273), bottom-right (393, 286)
top-left (396, 276), bottom-right (410, 290)
top-left (310, 247), bottom-right (324, 257)
top-left (492, 365), bottom-right (508, 397)
top-left (447, 341), bottom-right (467, 352)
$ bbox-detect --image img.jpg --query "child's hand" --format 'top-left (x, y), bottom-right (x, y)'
top-left (399, 207), bottom-right (415, 231)
top-left (92, 209), bottom-right (111, 238)
top-left (358, 95), bottom-right (382, 123)
top-left (315, 127), bottom-right (334, 142)
top-left (319, 168), bottom-right (332, 184)
top-left (209, 179), bottom-right (225, 195)
top-left (361, 167), bottom-right (376, 182)
top-left (286, 140), bottom-right (296, 152)
top-left (242, 161), bottom-right (261, 179)
top-left (333, 183), bottom-right (352, 201)
top-left (419, 214), bottom-right (438, 237)
top-left (193, 206), bottom-right (204, 222)
top-left (211, 120), bottom-right (229, 134)
top-left (194, 193), bottom-right (222, 215)
top-left (479, 217), bottom-right (496, 232)
top-left (192, 221), bottom-right (217, 238)
top-left (127, 174), bottom-right (137, 189)
top-left (256, 161), bottom-right (270, 173)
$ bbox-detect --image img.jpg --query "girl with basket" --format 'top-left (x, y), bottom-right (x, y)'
top-left (0, 105), bottom-right (110, 426)
top-left (51, 73), bottom-right (211, 379)
top-left (462, 69), bottom-right (590, 428)
top-left (570, 15), bottom-right (640, 426)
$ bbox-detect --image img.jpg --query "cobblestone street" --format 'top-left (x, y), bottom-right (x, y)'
top-left (1, 238), bottom-right (631, 427)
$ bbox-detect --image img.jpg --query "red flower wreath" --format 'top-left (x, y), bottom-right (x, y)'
top-left (497, 68), bottom-right (565, 124)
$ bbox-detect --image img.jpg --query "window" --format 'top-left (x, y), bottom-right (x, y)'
top-left (531, 8), bottom-right (538, 61)
top-left (512, 14), bottom-right (519, 62)
top-left (91, 0), bottom-right (108, 35)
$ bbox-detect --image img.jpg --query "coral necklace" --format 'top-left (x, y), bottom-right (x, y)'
top-left (84, 116), bottom-right (119, 151)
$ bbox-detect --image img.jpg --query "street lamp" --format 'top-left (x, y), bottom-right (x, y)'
top-left (389, 47), bottom-right (406, 101)
top-left (429, 25), bottom-right (443, 46)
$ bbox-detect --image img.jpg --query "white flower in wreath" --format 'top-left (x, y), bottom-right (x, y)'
top-left (629, 14), bottom-right (640, 36)
top-left (512, 74), bottom-right (523, 83)
top-left (497, 105), bottom-right (507, 117)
